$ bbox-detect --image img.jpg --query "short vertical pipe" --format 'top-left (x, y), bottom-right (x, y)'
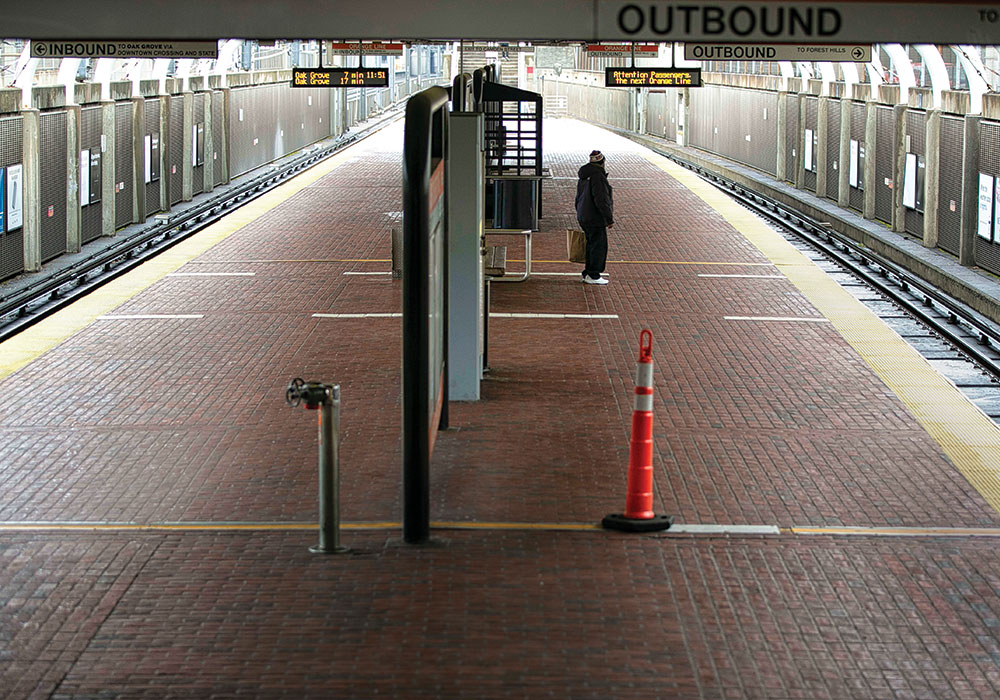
top-left (311, 384), bottom-right (345, 554)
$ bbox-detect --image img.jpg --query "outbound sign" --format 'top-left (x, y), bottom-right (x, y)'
top-left (606, 67), bottom-right (701, 87)
top-left (684, 43), bottom-right (871, 62)
top-left (597, 2), bottom-right (996, 43)
top-left (31, 41), bottom-right (217, 58)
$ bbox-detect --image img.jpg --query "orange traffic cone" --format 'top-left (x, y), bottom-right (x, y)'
top-left (603, 330), bottom-right (673, 533)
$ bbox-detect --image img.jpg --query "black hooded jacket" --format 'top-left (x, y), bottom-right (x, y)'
top-left (575, 162), bottom-right (614, 228)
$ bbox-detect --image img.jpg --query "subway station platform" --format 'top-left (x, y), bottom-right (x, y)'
top-left (4, 119), bottom-right (1000, 698)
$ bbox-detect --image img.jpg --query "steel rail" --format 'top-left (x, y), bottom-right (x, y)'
top-left (653, 148), bottom-right (1000, 383)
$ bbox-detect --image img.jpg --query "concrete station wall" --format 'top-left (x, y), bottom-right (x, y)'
top-left (541, 71), bottom-right (1000, 280)
top-left (0, 64), bottom-right (444, 281)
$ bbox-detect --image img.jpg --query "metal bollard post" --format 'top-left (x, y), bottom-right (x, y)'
top-left (286, 378), bottom-right (348, 554)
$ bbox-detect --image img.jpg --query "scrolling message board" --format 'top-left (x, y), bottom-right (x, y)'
top-left (292, 68), bottom-right (389, 88)
top-left (605, 67), bottom-right (702, 88)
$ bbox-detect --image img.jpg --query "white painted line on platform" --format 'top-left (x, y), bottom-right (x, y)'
top-left (699, 274), bottom-right (785, 279)
top-left (167, 272), bottom-right (256, 277)
top-left (343, 271), bottom-right (392, 275)
top-left (97, 314), bottom-right (204, 320)
top-left (530, 272), bottom-right (608, 277)
top-left (670, 524), bottom-right (781, 535)
top-left (724, 316), bottom-right (831, 323)
top-left (312, 313), bottom-right (402, 318)
top-left (792, 526), bottom-right (1000, 537)
top-left (489, 313), bottom-right (619, 319)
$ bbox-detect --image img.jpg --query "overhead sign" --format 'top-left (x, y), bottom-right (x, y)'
top-left (586, 43), bottom-right (659, 57)
top-left (598, 2), bottom-right (996, 43)
top-left (605, 67), bottom-right (702, 87)
top-left (327, 42), bottom-right (404, 56)
top-left (30, 40), bottom-right (217, 58)
top-left (684, 43), bottom-right (871, 62)
top-left (292, 67), bottom-right (389, 88)
top-left (461, 43), bottom-right (533, 53)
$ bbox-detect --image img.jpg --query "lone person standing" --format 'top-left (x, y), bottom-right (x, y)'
top-left (575, 150), bottom-right (614, 285)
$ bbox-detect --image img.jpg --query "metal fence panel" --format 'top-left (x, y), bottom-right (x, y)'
top-left (825, 99), bottom-right (840, 202)
top-left (144, 99), bottom-right (162, 216)
top-left (849, 102), bottom-right (865, 212)
top-left (802, 97), bottom-right (818, 192)
top-left (784, 96), bottom-right (799, 183)
top-left (976, 120), bottom-right (1000, 274)
top-left (904, 110), bottom-right (926, 238)
top-left (213, 92), bottom-right (224, 186)
top-left (874, 106), bottom-right (894, 225)
top-left (169, 97), bottom-right (183, 205)
top-left (0, 115), bottom-right (24, 279)
top-left (80, 106), bottom-right (103, 243)
top-left (39, 111), bottom-right (68, 262)
top-left (937, 115), bottom-right (963, 255)
top-left (115, 102), bottom-right (134, 228)
top-left (192, 93), bottom-right (205, 196)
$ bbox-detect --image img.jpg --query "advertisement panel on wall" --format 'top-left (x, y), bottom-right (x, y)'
top-left (978, 173), bottom-right (994, 241)
top-left (7, 163), bottom-right (22, 231)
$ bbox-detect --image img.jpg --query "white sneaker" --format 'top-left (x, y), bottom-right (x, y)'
top-left (584, 276), bottom-right (609, 285)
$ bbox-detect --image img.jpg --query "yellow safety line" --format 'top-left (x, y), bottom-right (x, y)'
top-left (0, 150), bottom-right (357, 382)
top-left (524, 259), bottom-right (776, 265)
top-left (0, 521), bottom-right (600, 532)
top-left (643, 151), bottom-right (1000, 516)
top-left (792, 526), bottom-right (1000, 537)
top-left (187, 258), bottom-right (392, 264)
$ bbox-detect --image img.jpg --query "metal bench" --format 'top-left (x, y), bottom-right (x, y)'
top-left (484, 245), bottom-right (507, 278)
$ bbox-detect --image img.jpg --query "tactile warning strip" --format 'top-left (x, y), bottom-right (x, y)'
top-left (644, 151), bottom-right (1000, 516)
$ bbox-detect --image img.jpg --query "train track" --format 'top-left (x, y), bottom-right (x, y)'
top-left (0, 107), bottom-right (403, 344)
top-left (657, 148), bottom-right (1000, 421)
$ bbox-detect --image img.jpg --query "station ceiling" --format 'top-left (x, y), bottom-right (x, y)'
top-left (5, 0), bottom-right (998, 44)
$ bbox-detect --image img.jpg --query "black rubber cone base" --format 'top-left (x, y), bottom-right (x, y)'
top-left (602, 513), bottom-right (674, 533)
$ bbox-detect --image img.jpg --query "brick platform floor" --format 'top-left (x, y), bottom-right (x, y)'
top-left (2, 120), bottom-right (1000, 698)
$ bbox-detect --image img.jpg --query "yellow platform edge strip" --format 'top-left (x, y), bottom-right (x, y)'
top-left (0, 149), bottom-right (355, 382)
top-left (642, 151), bottom-right (1000, 516)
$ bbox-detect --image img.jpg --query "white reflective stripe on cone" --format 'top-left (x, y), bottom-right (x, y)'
top-left (635, 362), bottom-right (654, 388)
top-left (633, 392), bottom-right (654, 412)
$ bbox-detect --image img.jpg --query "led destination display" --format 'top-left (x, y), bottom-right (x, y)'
top-left (292, 68), bottom-right (389, 88)
top-left (605, 67), bottom-right (702, 88)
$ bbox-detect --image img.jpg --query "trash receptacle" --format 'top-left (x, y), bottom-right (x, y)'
top-left (493, 178), bottom-right (538, 230)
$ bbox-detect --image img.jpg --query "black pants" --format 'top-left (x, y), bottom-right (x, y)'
top-left (581, 225), bottom-right (608, 279)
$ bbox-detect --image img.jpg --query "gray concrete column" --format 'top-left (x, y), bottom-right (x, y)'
top-left (816, 96), bottom-right (829, 198)
top-left (923, 109), bottom-right (941, 249)
top-left (795, 95), bottom-right (806, 189)
top-left (892, 104), bottom-right (908, 233)
top-left (776, 92), bottom-right (787, 181)
top-left (181, 91), bottom-right (193, 202)
top-left (960, 115), bottom-right (981, 267)
top-left (21, 108), bottom-right (41, 272)
top-left (837, 99), bottom-right (851, 208)
top-left (863, 101), bottom-right (877, 220)
top-left (676, 88), bottom-right (689, 147)
top-left (159, 95), bottom-right (170, 212)
top-left (218, 88), bottom-right (230, 184)
top-left (65, 104), bottom-right (81, 254)
top-left (202, 91), bottom-right (214, 194)
top-left (131, 97), bottom-right (145, 223)
top-left (101, 100), bottom-right (116, 236)
top-left (339, 89), bottom-right (348, 136)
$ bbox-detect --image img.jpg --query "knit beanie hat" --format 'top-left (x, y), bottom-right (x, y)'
top-left (589, 150), bottom-right (605, 165)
